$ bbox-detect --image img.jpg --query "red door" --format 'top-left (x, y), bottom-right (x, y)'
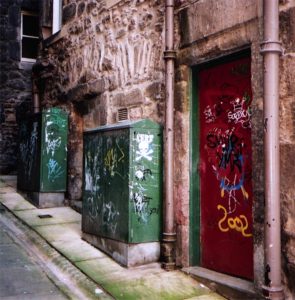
top-left (199, 56), bottom-right (253, 280)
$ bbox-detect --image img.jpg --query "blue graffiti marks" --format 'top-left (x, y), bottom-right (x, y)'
top-left (47, 158), bottom-right (64, 182)
top-left (44, 116), bottom-right (65, 183)
top-left (206, 127), bottom-right (249, 213)
top-left (206, 128), bottom-right (244, 174)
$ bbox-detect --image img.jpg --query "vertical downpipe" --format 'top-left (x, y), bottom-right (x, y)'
top-left (260, 0), bottom-right (284, 299)
top-left (32, 80), bottom-right (40, 113)
top-left (162, 0), bottom-right (176, 270)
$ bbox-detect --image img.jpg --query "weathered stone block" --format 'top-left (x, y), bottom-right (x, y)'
top-left (280, 144), bottom-right (295, 193)
top-left (113, 89), bottom-right (144, 107)
top-left (280, 7), bottom-right (295, 53)
top-left (77, 2), bottom-right (85, 17)
top-left (0, 72), bottom-right (8, 84)
top-left (9, 41), bottom-right (19, 60)
top-left (86, 1), bottom-right (96, 14)
top-left (8, 79), bottom-right (26, 90)
top-left (8, 6), bottom-right (20, 27)
top-left (67, 83), bottom-right (88, 102)
top-left (88, 79), bottom-right (106, 95)
top-left (145, 82), bottom-right (163, 99)
top-left (63, 3), bottom-right (76, 24)
top-left (280, 97), bottom-right (295, 144)
top-left (280, 55), bottom-right (295, 98)
top-left (175, 65), bottom-right (189, 82)
top-left (175, 81), bottom-right (189, 113)
top-left (178, 0), bottom-right (257, 46)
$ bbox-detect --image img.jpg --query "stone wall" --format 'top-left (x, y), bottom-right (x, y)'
top-left (35, 0), bottom-right (165, 201)
top-left (279, 2), bottom-right (295, 297)
top-left (0, 0), bottom-right (38, 174)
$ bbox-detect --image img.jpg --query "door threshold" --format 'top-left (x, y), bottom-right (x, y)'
top-left (182, 266), bottom-right (262, 299)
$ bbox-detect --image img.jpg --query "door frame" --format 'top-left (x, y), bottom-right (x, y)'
top-left (189, 49), bottom-right (252, 266)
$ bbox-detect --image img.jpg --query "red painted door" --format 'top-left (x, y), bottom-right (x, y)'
top-left (199, 56), bottom-right (253, 280)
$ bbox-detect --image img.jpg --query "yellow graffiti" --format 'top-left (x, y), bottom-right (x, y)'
top-left (104, 143), bottom-right (125, 176)
top-left (241, 186), bottom-right (249, 199)
top-left (217, 204), bottom-right (252, 237)
top-left (104, 148), bottom-right (116, 176)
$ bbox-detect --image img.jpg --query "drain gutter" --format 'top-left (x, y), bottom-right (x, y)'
top-left (162, 0), bottom-right (177, 270)
top-left (260, 0), bottom-right (284, 298)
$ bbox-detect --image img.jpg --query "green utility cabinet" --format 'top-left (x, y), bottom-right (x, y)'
top-left (82, 119), bottom-right (162, 266)
top-left (18, 108), bottom-right (68, 207)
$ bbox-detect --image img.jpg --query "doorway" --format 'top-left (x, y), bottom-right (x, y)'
top-left (191, 53), bottom-right (253, 280)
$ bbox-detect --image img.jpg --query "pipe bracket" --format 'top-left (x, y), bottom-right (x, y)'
top-left (260, 40), bottom-right (282, 55)
top-left (164, 50), bottom-right (177, 60)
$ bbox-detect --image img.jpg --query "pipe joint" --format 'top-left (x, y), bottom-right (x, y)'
top-left (164, 50), bottom-right (177, 60)
top-left (165, 0), bottom-right (174, 7)
top-left (262, 285), bottom-right (284, 300)
top-left (161, 232), bottom-right (176, 271)
top-left (162, 232), bottom-right (176, 242)
top-left (260, 41), bottom-right (282, 55)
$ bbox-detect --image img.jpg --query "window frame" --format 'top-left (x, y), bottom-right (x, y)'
top-left (52, 0), bottom-right (62, 35)
top-left (21, 11), bottom-right (39, 62)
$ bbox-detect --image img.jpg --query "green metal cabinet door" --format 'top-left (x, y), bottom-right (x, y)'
top-left (83, 132), bottom-right (105, 237)
top-left (40, 108), bottom-right (68, 192)
top-left (83, 128), bottom-right (130, 242)
top-left (102, 129), bottom-right (130, 241)
top-left (129, 123), bottom-right (162, 243)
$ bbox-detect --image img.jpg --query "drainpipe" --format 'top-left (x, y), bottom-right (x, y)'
top-left (32, 80), bottom-right (40, 113)
top-left (162, 0), bottom-right (176, 271)
top-left (260, 0), bottom-right (284, 299)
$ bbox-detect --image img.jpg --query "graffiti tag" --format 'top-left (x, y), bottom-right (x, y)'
top-left (217, 204), bottom-right (252, 237)
top-left (135, 134), bottom-right (153, 161)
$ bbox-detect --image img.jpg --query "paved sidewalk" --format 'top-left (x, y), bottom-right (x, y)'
top-left (0, 176), bottom-right (225, 300)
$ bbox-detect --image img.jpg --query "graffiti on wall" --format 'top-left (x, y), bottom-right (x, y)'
top-left (19, 121), bottom-right (38, 179)
top-left (83, 134), bottom-right (126, 236)
top-left (130, 132), bottom-right (159, 224)
top-left (199, 58), bottom-right (253, 279)
top-left (104, 140), bottom-right (125, 178)
top-left (200, 60), bottom-right (253, 239)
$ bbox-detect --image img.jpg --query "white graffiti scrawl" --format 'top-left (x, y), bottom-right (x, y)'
top-left (135, 134), bottom-right (153, 161)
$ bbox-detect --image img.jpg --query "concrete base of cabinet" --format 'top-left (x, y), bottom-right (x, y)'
top-left (82, 232), bottom-right (160, 267)
top-left (27, 192), bottom-right (65, 208)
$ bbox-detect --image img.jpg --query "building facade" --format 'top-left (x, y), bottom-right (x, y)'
top-left (31, 0), bottom-right (295, 298)
top-left (0, 0), bottom-right (39, 174)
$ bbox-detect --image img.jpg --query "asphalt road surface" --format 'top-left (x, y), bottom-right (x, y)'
top-left (0, 208), bottom-right (68, 300)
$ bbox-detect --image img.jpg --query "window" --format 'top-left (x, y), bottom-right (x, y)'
top-left (52, 0), bottom-right (62, 34)
top-left (21, 12), bottom-right (39, 62)
top-left (42, 0), bottom-right (62, 39)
